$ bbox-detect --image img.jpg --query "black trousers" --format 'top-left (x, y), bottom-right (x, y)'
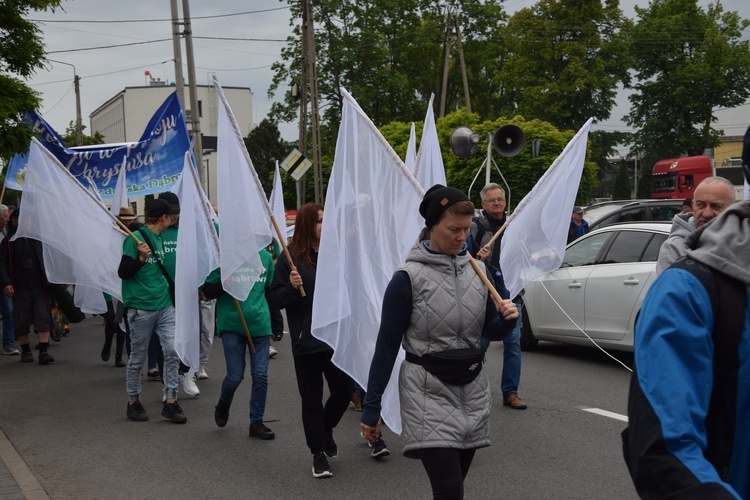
top-left (417, 448), bottom-right (477, 500)
top-left (293, 350), bottom-right (354, 454)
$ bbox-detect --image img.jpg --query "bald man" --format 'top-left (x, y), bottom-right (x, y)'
top-left (656, 176), bottom-right (735, 274)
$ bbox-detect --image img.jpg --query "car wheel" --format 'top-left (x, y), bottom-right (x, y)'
top-left (520, 307), bottom-right (538, 351)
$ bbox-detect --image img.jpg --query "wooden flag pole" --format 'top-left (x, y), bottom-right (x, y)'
top-left (234, 299), bottom-right (256, 354)
top-left (468, 258), bottom-right (503, 304)
top-left (270, 215), bottom-right (306, 297)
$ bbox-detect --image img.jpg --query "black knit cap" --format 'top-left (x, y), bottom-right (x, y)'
top-left (145, 198), bottom-right (179, 218)
top-left (158, 191), bottom-right (180, 213)
top-left (419, 184), bottom-right (470, 228)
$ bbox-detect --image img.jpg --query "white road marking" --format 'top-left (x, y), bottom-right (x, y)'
top-left (581, 407), bottom-right (628, 423)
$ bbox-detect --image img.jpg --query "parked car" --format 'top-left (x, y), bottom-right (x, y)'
top-left (584, 199), bottom-right (683, 231)
top-left (521, 222), bottom-right (671, 352)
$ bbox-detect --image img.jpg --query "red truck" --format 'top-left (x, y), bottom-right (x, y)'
top-left (651, 155), bottom-right (745, 200)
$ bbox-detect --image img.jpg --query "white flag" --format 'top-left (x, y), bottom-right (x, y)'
top-left (405, 122), bottom-right (417, 173)
top-left (500, 118), bottom-right (593, 298)
top-left (110, 156), bottom-right (128, 216)
top-left (269, 160), bottom-right (286, 245)
top-left (312, 89), bottom-right (424, 434)
top-left (84, 175), bottom-right (104, 204)
top-left (413, 94), bottom-right (446, 190)
top-left (214, 76), bottom-right (274, 301)
top-left (173, 152), bottom-right (220, 374)
top-left (13, 138), bottom-right (123, 306)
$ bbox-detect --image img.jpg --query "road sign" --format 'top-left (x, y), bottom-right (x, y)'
top-left (280, 149), bottom-right (313, 181)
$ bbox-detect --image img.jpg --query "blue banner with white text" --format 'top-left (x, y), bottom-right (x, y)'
top-left (6, 92), bottom-right (191, 200)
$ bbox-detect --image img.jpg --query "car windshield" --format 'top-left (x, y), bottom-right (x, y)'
top-left (582, 203), bottom-right (629, 225)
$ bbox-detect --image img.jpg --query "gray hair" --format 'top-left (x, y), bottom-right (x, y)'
top-left (698, 176), bottom-right (735, 204)
top-left (480, 183), bottom-right (505, 201)
top-left (0, 204), bottom-right (8, 215)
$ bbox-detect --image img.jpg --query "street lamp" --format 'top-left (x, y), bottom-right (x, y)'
top-left (47, 59), bottom-right (83, 146)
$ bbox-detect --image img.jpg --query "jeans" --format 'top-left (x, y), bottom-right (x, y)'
top-left (126, 307), bottom-right (179, 401)
top-left (220, 334), bottom-right (270, 424)
top-left (199, 299), bottom-right (215, 365)
top-left (1, 294), bottom-right (13, 347)
top-left (481, 297), bottom-right (523, 398)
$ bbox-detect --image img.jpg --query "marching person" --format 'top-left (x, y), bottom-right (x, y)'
top-left (203, 246), bottom-right (276, 439)
top-left (268, 203), bottom-right (355, 479)
top-left (361, 185), bottom-right (519, 499)
top-left (118, 198), bottom-right (186, 423)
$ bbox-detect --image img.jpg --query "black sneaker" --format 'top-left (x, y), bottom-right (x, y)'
top-left (161, 401), bottom-right (187, 423)
top-left (38, 352), bottom-right (55, 365)
top-left (126, 401), bottom-right (149, 422)
top-left (369, 437), bottom-right (390, 459)
top-left (21, 352), bottom-right (34, 363)
top-left (312, 452), bottom-right (333, 478)
top-left (323, 431), bottom-right (337, 458)
top-left (147, 370), bottom-right (162, 381)
top-left (214, 401), bottom-right (230, 428)
top-left (248, 421), bottom-right (275, 440)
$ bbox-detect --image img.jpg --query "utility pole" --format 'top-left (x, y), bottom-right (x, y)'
top-left (48, 59), bottom-right (82, 146)
top-left (303, 0), bottom-right (324, 204)
top-left (297, 0), bottom-right (309, 207)
top-left (438, 3), bottom-right (471, 118)
top-left (181, 0), bottom-right (205, 191)
top-left (169, 0), bottom-right (186, 109)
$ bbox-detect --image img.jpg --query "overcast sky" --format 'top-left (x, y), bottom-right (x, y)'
top-left (25, 0), bottom-right (750, 154)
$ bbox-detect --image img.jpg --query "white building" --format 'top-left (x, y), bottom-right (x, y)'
top-left (89, 81), bottom-right (254, 209)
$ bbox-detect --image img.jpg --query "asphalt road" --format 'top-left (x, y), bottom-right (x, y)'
top-left (0, 316), bottom-right (637, 499)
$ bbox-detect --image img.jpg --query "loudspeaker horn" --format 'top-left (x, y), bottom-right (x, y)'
top-left (493, 125), bottom-right (526, 158)
top-left (449, 126), bottom-right (480, 158)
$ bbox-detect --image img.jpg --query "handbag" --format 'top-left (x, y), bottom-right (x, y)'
top-left (405, 348), bottom-right (485, 385)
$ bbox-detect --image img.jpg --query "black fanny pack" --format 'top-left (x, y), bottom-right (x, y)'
top-left (406, 348), bottom-right (484, 385)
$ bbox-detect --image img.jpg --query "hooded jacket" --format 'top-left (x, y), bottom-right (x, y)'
top-left (624, 201), bottom-right (750, 499)
top-left (655, 212), bottom-right (695, 274)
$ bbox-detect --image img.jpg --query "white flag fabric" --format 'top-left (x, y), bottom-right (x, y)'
top-left (214, 76), bottom-right (274, 301)
top-left (110, 156), bottom-right (128, 216)
top-left (405, 122), bottom-right (417, 173)
top-left (269, 161), bottom-right (286, 243)
top-left (413, 94), bottom-right (447, 190)
top-left (312, 89), bottom-right (424, 434)
top-left (13, 138), bottom-right (124, 307)
top-left (85, 175), bottom-right (104, 203)
top-left (173, 152), bottom-right (220, 374)
top-left (500, 118), bottom-right (593, 298)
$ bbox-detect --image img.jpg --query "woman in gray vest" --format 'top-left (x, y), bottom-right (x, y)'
top-left (360, 185), bottom-right (519, 499)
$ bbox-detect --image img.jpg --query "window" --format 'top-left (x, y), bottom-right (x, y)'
top-left (651, 205), bottom-right (680, 221)
top-left (601, 231), bottom-right (654, 264)
top-left (561, 232), bottom-right (612, 268)
top-left (641, 233), bottom-right (667, 262)
top-left (616, 208), bottom-right (647, 223)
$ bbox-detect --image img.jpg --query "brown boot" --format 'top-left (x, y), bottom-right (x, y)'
top-left (503, 393), bottom-right (528, 410)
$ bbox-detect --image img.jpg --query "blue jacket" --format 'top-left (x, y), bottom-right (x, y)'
top-left (625, 266), bottom-right (750, 499)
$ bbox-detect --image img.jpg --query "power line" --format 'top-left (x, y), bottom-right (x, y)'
top-left (194, 36), bottom-right (287, 42)
top-left (29, 6), bottom-right (289, 24)
top-left (48, 39), bottom-right (171, 54)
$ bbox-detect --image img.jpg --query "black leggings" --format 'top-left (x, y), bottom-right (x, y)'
top-left (293, 350), bottom-right (354, 454)
top-left (418, 448), bottom-right (477, 500)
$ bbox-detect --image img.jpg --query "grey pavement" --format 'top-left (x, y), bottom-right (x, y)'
top-left (1, 315), bottom-right (637, 499)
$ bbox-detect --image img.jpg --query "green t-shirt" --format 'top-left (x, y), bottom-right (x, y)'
top-left (161, 225), bottom-right (178, 280)
top-left (121, 225), bottom-right (172, 311)
top-left (205, 248), bottom-right (274, 338)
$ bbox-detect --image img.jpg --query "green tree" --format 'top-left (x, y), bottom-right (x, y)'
top-left (60, 121), bottom-right (106, 147)
top-left (0, 0), bottom-right (61, 159)
top-left (613, 160), bottom-right (631, 200)
top-left (625, 0), bottom-right (750, 158)
top-left (498, 0), bottom-right (631, 130)
top-left (244, 119), bottom-right (294, 205)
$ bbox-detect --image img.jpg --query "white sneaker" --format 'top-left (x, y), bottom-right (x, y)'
top-left (269, 346), bottom-right (278, 359)
top-left (195, 365), bottom-right (208, 380)
top-left (180, 374), bottom-right (200, 397)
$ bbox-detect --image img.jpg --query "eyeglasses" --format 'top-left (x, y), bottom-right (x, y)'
top-left (483, 198), bottom-right (505, 204)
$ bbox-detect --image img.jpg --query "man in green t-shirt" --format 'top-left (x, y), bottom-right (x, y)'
top-left (118, 198), bottom-right (186, 424)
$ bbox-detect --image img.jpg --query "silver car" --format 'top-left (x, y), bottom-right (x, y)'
top-left (521, 222), bottom-right (670, 352)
